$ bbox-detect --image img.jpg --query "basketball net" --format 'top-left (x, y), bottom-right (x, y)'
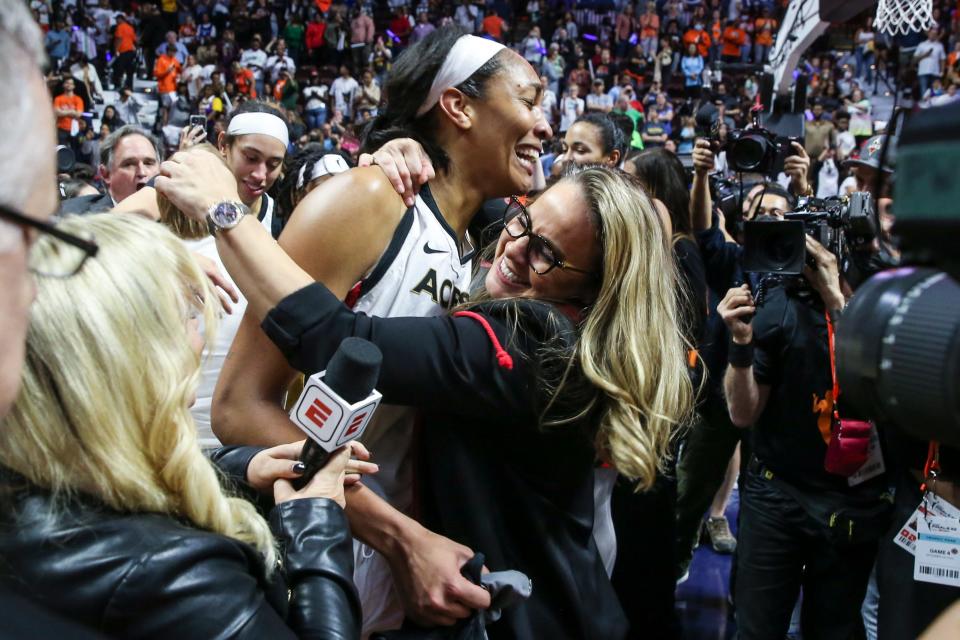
top-left (875, 0), bottom-right (935, 36)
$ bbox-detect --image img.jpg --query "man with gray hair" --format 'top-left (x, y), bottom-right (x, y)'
top-left (0, 0), bottom-right (105, 634)
top-left (60, 124), bottom-right (162, 214)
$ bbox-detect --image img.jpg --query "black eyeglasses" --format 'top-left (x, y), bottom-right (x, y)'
top-left (502, 196), bottom-right (596, 277)
top-left (0, 204), bottom-right (99, 278)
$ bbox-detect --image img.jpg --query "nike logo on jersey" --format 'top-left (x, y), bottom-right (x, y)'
top-left (423, 242), bottom-right (448, 255)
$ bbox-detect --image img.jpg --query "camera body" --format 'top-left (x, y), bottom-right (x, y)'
top-left (742, 192), bottom-right (877, 276)
top-left (723, 126), bottom-right (798, 176)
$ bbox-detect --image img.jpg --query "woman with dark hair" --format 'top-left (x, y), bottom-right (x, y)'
top-left (555, 111), bottom-right (629, 169)
top-left (205, 26), bottom-right (552, 634)
top-left (100, 104), bottom-right (124, 131)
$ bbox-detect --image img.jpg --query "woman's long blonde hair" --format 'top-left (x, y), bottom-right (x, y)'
top-left (571, 168), bottom-right (694, 490)
top-left (469, 167), bottom-right (694, 491)
top-left (0, 213), bottom-right (276, 566)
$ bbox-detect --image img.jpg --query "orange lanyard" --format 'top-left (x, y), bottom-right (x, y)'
top-left (922, 441), bottom-right (941, 493)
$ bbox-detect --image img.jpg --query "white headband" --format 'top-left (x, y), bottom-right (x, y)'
top-left (416, 35), bottom-right (506, 117)
top-left (227, 112), bottom-right (290, 147)
top-left (297, 154), bottom-right (350, 189)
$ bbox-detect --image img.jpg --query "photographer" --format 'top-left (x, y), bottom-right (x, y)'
top-left (718, 235), bottom-right (891, 639)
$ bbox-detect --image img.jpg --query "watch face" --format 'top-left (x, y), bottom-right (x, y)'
top-left (211, 201), bottom-right (243, 228)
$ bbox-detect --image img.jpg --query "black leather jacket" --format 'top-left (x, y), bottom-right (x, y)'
top-left (0, 446), bottom-right (360, 639)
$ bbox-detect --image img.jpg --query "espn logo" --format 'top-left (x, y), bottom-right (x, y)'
top-left (289, 371), bottom-right (382, 450)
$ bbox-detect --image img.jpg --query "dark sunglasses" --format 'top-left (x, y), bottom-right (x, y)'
top-left (0, 204), bottom-right (99, 278)
top-left (502, 196), bottom-right (597, 277)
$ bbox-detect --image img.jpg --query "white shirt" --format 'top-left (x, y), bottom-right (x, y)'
top-left (836, 130), bottom-right (856, 161)
top-left (265, 53), bottom-right (296, 83)
top-left (239, 48), bottom-right (268, 80)
top-left (915, 39), bottom-right (945, 76)
top-left (560, 96), bottom-right (584, 132)
top-left (586, 92), bottom-right (613, 112)
top-left (331, 75), bottom-right (359, 117)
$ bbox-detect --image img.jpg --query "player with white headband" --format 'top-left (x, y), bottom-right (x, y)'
top-left (211, 27), bottom-right (552, 635)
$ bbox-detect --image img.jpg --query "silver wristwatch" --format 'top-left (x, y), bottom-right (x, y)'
top-left (206, 200), bottom-right (251, 235)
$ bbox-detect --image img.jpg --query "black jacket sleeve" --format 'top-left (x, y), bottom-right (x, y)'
top-left (104, 500), bottom-right (359, 639)
top-left (261, 282), bottom-right (538, 421)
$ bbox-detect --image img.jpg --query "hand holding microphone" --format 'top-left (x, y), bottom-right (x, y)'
top-left (287, 337), bottom-right (383, 489)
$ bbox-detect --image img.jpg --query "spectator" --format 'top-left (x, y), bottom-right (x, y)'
top-left (330, 64), bottom-right (359, 122)
top-left (914, 26), bottom-right (945, 98)
top-left (60, 125), bottom-right (162, 214)
top-left (540, 74), bottom-right (558, 128)
top-left (350, 7), bottom-right (375, 71)
top-left (100, 104), bottom-right (124, 131)
top-left (53, 77), bottom-right (84, 147)
top-left (274, 68), bottom-right (298, 111)
top-left (302, 71), bottom-right (329, 130)
top-left (721, 19), bottom-right (746, 64)
top-left (567, 57), bottom-right (591, 100)
top-left (197, 11), bottom-right (217, 44)
top-left (371, 35), bottom-right (394, 88)
top-left (833, 110), bottom-right (857, 162)
top-left (592, 47), bottom-right (619, 92)
top-left (559, 83), bottom-right (585, 134)
top-left (803, 101), bottom-right (835, 163)
top-left (410, 10), bottom-right (436, 46)
top-left (353, 68), bottom-right (381, 118)
top-left (154, 44), bottom-right (183, 110)
top-left (639, 1), bottom-right (660, 59)
top-left (854, 17), bottom-right (876, 86)
top-left (682, 42), bottom-right (705, 99)
top-left (614, 4), bottom-right (636, 58)
top-left (481, 8), bottom-right (507, 42)
top-left (649, 92), bottom-right (674, 136)
top-left (265, 38), bottom-right (296, 85)
top-left (239, 34), bottom-right (268, 97)
top-left (70, 56), bottom-right (104, 105)
top-left (586, 79), bottom-right (614, 113)
top-left (155, 30), bottom-right (189, 65)
top-left (541, 42), bottom-right (564, 96)
top-left (845, 86), bottom-right (873, 143)
top-left (454, 0), bottom-right (481, 34)
top-left (754, 7), bottom-right (777, 63)
top-left (305, 13), bottom-right (326, 65)
top-left (232, 61), bottom-right (257, 99)
top-left (683, 20), bottom-right (712, 60)
top-left (521, 25), bottom-right (545, 67)
top-left (283, 14), bottom-right (304, 62)
top-left (116, 88), bottom-right (144, 125)
top-left (182, 54), bottom-right (204, 102)
top-left (738, 12), bottom-right (754, 63)
top-left (709, 8), bottom-right (723, 61)
top-left (179, 14), bottom-right (198, 47)
top-left (44, 19), bottom-right (70, 71)
top-left (389, 7), bottom-right (413, 48)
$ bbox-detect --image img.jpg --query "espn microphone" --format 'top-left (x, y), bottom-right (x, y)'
top-left (289, 337), bottom-right (383, 489)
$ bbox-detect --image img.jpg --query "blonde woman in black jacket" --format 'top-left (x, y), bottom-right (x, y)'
top-left (0, 214), bottom-right (374, 639)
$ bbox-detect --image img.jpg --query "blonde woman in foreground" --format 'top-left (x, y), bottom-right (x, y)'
top-left (0, 213), bottom-right (373, 639)
top-left (159, 154), bottom-right (694, 639)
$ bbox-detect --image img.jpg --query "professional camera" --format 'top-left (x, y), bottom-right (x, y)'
top-left (708, 174), bottom-right (743, 222)
top-left (724, 126), bottom-right (798, 176)
top-left (836, 102), bottom-right (960, 447)
top-left (742, 192), bottom-right (877, 276)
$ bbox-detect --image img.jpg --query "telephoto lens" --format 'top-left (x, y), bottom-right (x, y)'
top-left (836, 267), bottom-right (960, 446)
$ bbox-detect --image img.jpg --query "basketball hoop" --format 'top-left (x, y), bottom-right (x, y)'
top-left (875, 0), bottom-right (936, 36)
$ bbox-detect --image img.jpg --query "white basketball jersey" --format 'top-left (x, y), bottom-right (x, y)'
top-left (347, 186), bottom-right (474, 637)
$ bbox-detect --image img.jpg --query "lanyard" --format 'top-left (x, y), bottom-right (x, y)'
top-left (825, 310), bottom-right (840, 420)
top-left (921, 441), bottom-right (941, 493)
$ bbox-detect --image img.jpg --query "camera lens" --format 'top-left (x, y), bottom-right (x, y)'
top-left (730, 134), bottom-right (769, 171)
top-left (836, 268), bottom-right (960, 446)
